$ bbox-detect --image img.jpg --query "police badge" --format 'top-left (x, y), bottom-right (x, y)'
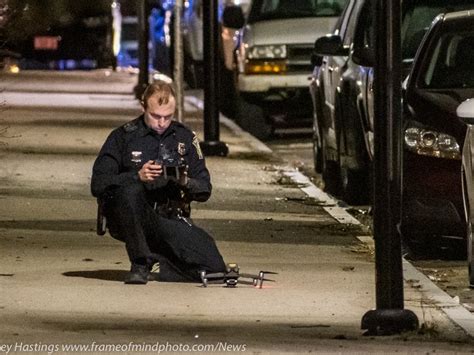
top-left (177, 142), bottom-right (186, 156)
top-left (131, 151), bottom-right (142, 163)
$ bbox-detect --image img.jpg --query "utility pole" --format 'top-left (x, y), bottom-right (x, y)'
top-left (173, 0), bottom-right (184, 123)
top-left (135, 0), bottom-right (149, 100)
top-left (361, 0), bottom-right (418, 335)
top-left (200, 0), bottom-right (228, 156)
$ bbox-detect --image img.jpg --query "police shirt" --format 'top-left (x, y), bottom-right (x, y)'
top-left (91, 116), bottom-right (211, 203)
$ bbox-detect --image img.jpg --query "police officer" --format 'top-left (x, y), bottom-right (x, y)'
top-left (91, 80), bottom-right (226, 284)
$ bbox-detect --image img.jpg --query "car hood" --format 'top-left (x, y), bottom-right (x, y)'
top-left (415, 89), bottom-right (474, 114)
top-left (244, 17), bottom-right (337, 46)
top-left (407, 88), bottom-right (474, 139)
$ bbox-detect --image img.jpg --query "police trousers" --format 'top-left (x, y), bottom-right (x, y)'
top-left (104, 183), bottom-right (226, 282)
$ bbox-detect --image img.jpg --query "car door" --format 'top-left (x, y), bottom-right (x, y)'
top-left (322, 0), bottom-right (363, 150)
top-left (351, 0), bottom-right (375, 160)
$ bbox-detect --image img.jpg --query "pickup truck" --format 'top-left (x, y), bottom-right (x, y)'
top-left (223, 0), bottom-right (347, 139)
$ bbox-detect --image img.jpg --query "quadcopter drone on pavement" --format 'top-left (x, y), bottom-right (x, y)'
top-left (200, 263), bottom-right (277, 288)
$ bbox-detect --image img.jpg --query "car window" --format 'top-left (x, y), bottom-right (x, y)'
top-left (334, 0), bottom-right (353, 35)
top-left (248, 0), bottom-right (348, 23)
top-left (401, 0), bottom-right (474, 60)
top-left (422, 32), bottom-right (474, 89)
top-left (352, 0), bottom-right (374, 51)
top-left (342, 0), bottom-right (363, 46)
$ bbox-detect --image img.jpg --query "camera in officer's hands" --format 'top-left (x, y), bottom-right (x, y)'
top-left (157, 157), bottom-right (188, 182)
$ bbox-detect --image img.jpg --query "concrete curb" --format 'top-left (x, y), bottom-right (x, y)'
top-left (283, 170), bottom-right (361, 225)
top-left (403, 258), bottom-right (474, 337)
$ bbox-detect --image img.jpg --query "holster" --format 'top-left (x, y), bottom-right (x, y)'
top-left (156, 199), bottom-right (191, 219)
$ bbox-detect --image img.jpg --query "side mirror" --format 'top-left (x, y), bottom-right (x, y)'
top-left (223, 5), bottom-right (245, 29)
top-left (311, 53), bottom-right (323, 67)
top-left (313, 34), bottom-right (349, 56)
top-left (457, 99), bottom-right (474, 125)
top-left (352, 46), bottom-right (375, 67)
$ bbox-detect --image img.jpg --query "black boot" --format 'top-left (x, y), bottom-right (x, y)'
top-left (124, 263), bottom-right (150, 284)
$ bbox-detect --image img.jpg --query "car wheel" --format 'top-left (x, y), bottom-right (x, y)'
top-left (335, 95), bottom-right (370, 205)
top-left (312, 114), bottom-right (324, 173)
top-left (219, 60), bottom-right (238, 119)
top-left (339, 163), bottom-right (369, 205)
top-left (184, 54), bottom-right (203, 89)
top-left (322, 160), bottom-right (341, 196)
top-left (468, 222), bottom-right (474, 287)
top-left (235, 96), bottom-right (273, 140)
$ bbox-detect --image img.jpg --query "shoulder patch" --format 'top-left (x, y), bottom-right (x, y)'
top-left (192, 134), bottom-right (204, 160)
top-left (123, 120), bottom-right (138, 133)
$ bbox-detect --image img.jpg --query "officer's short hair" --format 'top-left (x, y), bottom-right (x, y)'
top-left (141, 80), bottom-right (176, 109)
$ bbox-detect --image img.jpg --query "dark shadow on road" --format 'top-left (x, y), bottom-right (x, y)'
top-left (269, 129), bottom-right (312, 141)
top-left (63, 270), bottom-right (126, 282)
top-left (0, 220), bottom-right (95, 232)
top-left (63, 270), bottom-right (160, 282)
top-left (0, 219), bottom-right (365, 245)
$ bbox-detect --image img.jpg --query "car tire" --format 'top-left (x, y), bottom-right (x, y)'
top-left (339, 162), bottom-right (369, 205)
top-left (219, 60), bottom-right (238, 120)
top-left (312, 102), bottom-right (324, 173)
top-left (467, 222), bottom-right (474, 287)
top-left (312, 129), bottom-right (323, 174)
top-left (464, 167), bottom-right (474, 285)
top-left (322, 160), bottom-right (341, 196)
top-left (184, 54), bottom-right (203, 89)
top-left (335, 94), bottom-right (370, 205)
top-left (235, 96), bottom-right (273, 140)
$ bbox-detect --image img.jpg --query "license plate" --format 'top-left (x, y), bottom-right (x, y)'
top-left (34, 36), bottom-right (59, 50)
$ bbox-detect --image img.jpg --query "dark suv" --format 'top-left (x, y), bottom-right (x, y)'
top-left (309, 0), bottom-right (474, 204)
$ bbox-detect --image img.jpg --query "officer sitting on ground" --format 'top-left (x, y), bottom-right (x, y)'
top-left (91, 80), bottom-right (226, 284)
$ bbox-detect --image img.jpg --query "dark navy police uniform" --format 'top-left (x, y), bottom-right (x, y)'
top-left (91, 116), bottom-right (226, 282)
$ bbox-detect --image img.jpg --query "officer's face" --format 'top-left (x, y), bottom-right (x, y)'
top-left (144, 95), bottom-right (176, 135)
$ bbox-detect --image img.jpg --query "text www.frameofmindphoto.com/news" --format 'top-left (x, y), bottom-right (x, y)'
top-left (0, 341), bottom-right (248, 354)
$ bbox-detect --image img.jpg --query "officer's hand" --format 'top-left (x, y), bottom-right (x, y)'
top-left (178, 165), bottom-right (189, 186)
top-left (139, 160), bottom-right (163, 182)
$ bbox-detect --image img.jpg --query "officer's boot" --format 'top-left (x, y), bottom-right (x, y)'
top-left (124, 262), bottom-right (150, 284)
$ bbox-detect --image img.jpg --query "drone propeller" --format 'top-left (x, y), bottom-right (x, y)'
top-left (203, 272), bottom-right (226, 279)
top-left (240, 273), bottom-right (277, 278)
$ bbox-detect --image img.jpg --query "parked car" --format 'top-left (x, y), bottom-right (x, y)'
top-left (309, 0), bottom-right (372, 203)
top-left (5, 1), bottom-right (117, 70)
top-left (223, 0), bottom-right (348, 139)
top-left (310, 0), bottom-right (474, 204)
top-left (402, 9), bottom-right (474, 254)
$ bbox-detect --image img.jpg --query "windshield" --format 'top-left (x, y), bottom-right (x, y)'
top-left (422, 32), bottom-right (474, 89)
top-left (402, 0), bottom-right (474, 60)
top-left (247, 0), bottom-right (347, 23)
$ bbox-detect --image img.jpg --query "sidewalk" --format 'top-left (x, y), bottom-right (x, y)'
top-left (1, 71), bottom-right (474, 353)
